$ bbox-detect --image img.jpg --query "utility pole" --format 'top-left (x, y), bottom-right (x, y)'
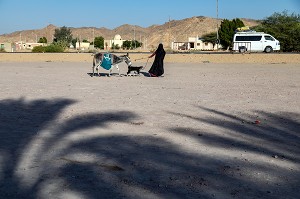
top-left (92, 28), bottom-right (95, 49)
top-left (216, 0), bottom-right (219, 50)
top-left (140, 34), bottom-right (142, 49)
top-left (134, 26), bottom-right (136, 49)
top-left (47, 22), bottom-right (50, 44)
top-left (92, 28), bottom-right (94, 41)
top-left (168, 16), bottom-right (171, 49)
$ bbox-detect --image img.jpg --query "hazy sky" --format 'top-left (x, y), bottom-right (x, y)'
top-left (0, 0), bottom-right (299, 34)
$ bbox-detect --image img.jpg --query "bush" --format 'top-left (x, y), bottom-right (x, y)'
top-left (45, 44), bottom-right (64, 52)
top-left (32, 46), bottom-right (46, 53)
top-left (32, 44), bottom-right (65, 53)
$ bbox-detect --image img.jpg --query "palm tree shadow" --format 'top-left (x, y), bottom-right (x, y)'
top-left (167, 105), bottom-right (300, 198)
top-left (1, 99), bottom-right (299, 199)
top-left (59, 136), bottom-right (216, 198)
top-left (0, 98), bottom-right (75, 198)
top-left (0, 98), bottom-right (137, 198)
top-left (169, 106), bottom-right (300, 162)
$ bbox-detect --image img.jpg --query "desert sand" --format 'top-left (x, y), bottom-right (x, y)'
top-left (0, 53), bottom-right (299, 199)
top-left (0, 52), bottom-right (300, 64)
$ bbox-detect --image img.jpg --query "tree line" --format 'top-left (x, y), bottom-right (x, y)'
top-left (202, 11), bottom-right (300, 52)
top-left (33, 11), bottom-right (299, 52)
top-left (33, 26), bottom-right (142, 52)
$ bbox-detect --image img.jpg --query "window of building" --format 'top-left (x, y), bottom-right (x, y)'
top-left (189, 42), bottom-right (194, 48)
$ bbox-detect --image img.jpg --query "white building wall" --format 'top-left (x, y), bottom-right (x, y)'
top-left (0, 43), bottom-right (15, 52)
top-left (172, 36), bottom-right (219, 51)
top-left (76, 42), bottom-right (90, 50)
top-left (104, 39), bottom-right (125, 49)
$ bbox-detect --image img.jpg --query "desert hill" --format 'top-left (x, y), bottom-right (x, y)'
top-left (0, 16), bottom-right (259, 49)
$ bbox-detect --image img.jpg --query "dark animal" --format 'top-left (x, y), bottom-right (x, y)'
top-left (127, 66), bottom-right (143, 75)
top-left (122, 53), bottom-right (144, 75)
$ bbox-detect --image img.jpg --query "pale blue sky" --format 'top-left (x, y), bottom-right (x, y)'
top-left (0, 0), bottom-right (299, 34)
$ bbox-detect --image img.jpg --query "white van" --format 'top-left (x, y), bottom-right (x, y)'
top-left (232, 31), bottom-right (280, 53)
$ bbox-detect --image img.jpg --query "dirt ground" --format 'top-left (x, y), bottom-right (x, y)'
top-left (0, 54), bottom-right (299, 199)
top-left (0, 52), bottom-right (300, 64)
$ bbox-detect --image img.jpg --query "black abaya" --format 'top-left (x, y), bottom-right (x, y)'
top-left (148, 44), bottom-right (166, 77)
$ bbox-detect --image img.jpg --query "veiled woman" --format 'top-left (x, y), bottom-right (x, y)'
top-left (148, 43), bottom-right (166, 77)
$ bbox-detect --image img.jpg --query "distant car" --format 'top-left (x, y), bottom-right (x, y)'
top-left (232, 31), bottom-right (280, 53)
top-left (178, 44), bottom-right (187, 50)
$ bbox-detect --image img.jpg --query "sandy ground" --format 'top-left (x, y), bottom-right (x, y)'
top-left (0, 55), bottom-right (300, 199)
top-left (0, 52), bottom-right (300, 64)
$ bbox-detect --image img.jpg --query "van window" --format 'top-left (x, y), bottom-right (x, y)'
top-left (235, 36), bottom-right (262, 41)
top-left (264, 36), bottom-right (275, 41)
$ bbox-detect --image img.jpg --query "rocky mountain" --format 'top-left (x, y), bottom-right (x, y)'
top-left (0, 16), bottom-right (259, 49)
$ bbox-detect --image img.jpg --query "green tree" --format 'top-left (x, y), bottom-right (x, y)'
top-left (94, 36), bottom-right (104, 49)
top-left (132, 40), bottom-right (142, 49)
top-left (218, 18), bottom-right (244, 49)
top-left (202, 32), bottom-right (218, 49)
top-left (253, 11), bottom-right (300, 52)
top-left (122, 40), bottom-right (132, 50)
top-left (53, 26), bottom-right (73, 48)
top-left (122, 40), bottom-right (142, 50)
top-left (111, 43), bottom-right (120, 50)
top-left (38, 37), bottom-right (47, 43)
top-left (71, 38), bottom-right (77, 49)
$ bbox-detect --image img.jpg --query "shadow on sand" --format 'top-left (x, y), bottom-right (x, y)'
top-left (87, 71), bottom-right (151, 77)
top-left (0, 99), bottom-right (299, 198)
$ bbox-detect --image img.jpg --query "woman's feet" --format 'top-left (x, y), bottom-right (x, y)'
top-left (149, 72), bottom-right (157, 77)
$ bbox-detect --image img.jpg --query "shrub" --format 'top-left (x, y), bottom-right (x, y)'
top-left (45, 44), bottom-right (64, 52)
top-left (32, 45), bottom-right (46, 53)
top-left (32, 44), bottom-right (65, 53)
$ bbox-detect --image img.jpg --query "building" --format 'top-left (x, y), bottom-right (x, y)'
top-left (75, 42), bottom-right (90, 50)
top-left (0, 42), bottom-right (16, 52)
top-left (14, 41), bottom-right (44, 51)
top-left (172, 36), bottom-right (220, 51)
top-left (104, 34), bottom-right (126, 50)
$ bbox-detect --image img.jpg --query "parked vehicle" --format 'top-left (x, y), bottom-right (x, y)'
top-left (232, 31), bottom-right (280, 53)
